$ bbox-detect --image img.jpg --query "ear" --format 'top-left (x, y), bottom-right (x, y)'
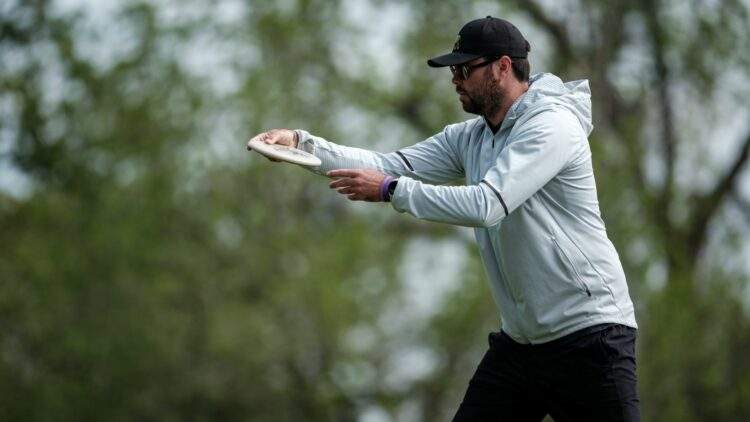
top-left (489, 56), bottom-right (512, 81)
top-left (497, 56), bottom-right (513, 78)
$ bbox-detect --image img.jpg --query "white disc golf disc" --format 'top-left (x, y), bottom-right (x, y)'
top-left (247, 138), bottom-right (322, 167)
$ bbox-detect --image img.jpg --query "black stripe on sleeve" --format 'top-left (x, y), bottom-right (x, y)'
top-left (480, 180), bottom-right (509, 216)
top-left (395, 151), bottom-right (414, 171)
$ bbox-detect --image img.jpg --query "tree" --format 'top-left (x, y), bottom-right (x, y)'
top-left (2, 0), bottom-right (750, 420)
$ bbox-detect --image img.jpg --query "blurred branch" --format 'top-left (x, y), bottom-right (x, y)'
top-left (589, 2), bottom-right (638, 123)
top-left (392, 92), bottom-right (435, 135)
top-left (510, 0), bottom-right (653, 211)
top-left (640, 0), bottom-right (685, 275)
top-left (507, 0), bottom-right (574, 67)
top-left (731, 190), bottom-right (750, 227)
top-left (590, 2), bottom-right (630, 67)
top-left (614, 112), bottom-right (657, 213)
top-left (690, 132), bottom-right (750, 255)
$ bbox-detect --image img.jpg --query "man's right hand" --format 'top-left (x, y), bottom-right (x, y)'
top-left (248, 128), bottom-right (298, 148)
top-left (247, 128), bottom-right (299, 162)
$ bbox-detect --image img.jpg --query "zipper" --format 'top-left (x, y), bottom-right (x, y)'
top-left (550, 236), bottom-right (591, 297)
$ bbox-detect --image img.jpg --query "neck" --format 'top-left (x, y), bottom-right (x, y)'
top-left (485, 81), bottom-right (529, 128)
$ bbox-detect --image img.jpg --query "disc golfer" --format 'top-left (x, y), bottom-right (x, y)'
top-left (249, 16), bottom-right (639, 422)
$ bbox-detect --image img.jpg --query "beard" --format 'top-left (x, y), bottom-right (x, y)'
top-left (460, 74), bottom-right (504, 118)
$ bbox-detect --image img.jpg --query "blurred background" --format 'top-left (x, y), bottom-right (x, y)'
top-left (2, 0), bottom-right (750, 420)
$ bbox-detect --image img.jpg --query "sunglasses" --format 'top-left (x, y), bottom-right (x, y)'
top-left (450, 56), bottom-right (501, 80)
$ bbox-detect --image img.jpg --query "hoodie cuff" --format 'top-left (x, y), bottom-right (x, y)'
top-left (294, 129), bottom-right (315, 154)
top-left (389, 176), bottom-right (412, 213)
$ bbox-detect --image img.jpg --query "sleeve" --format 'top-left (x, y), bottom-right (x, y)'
top-left (295, 121), bottom-right (468, 185)
top-left (390, 109), bottom-right (582, 228)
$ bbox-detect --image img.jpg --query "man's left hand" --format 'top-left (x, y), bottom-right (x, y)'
top-left (327, 169), bottom-right (386, 202)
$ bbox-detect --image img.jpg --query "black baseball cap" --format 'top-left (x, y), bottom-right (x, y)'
top-left (427, 16), bottom-right (530, 67)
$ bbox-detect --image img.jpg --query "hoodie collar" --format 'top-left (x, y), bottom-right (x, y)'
top-left (496, 73), bottom-right (594, 135)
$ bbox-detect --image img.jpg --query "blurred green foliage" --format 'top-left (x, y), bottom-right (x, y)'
top-left (1, 0), bottom-right (750, 420)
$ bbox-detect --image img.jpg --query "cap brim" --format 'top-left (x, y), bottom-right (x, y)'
top-left (427, 52), bottom-right (481, 67)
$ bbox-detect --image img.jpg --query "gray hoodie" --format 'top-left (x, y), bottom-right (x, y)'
top-left (297, 73), bottom-right (637, 344)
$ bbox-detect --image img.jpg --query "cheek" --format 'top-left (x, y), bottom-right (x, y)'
top-left (493, 79), bottom-right (505, 91)
top-left (463, 80), bottom-right (480, 94)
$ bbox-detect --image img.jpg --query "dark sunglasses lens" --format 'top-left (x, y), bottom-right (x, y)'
top-left (449, 65), bottom-right (465, 79)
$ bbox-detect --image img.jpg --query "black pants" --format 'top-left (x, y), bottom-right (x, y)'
top-left (453, 324), bottom-right (640, 422)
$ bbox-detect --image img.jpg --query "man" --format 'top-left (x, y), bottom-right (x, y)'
top-left (249, 16), bottom-right (640, 422)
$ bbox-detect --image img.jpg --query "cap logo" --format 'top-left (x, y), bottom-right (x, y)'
top-left (452, 34), bottom-right (461, 52)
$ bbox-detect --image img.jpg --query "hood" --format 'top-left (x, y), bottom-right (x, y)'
top-left (503, 73), bottom-right (593, 136)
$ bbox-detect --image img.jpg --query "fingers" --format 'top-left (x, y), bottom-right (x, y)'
top-left (247, 129), bottom-right (293, 150)
top-left (247, 135), bottom-right (280, 162)
top-left (263, 129), bottom-right (284, 145)
top-left (346, 192), bottom-right (364, 201)
top-left (328, 170), bottom-right (362, 190)
top-left (336, 186), bottom-right (356, 195)
top-left (329, 177), bottom-right (359, 189)
top-left (327, 169), bottom-right (381, 202)
top-left (329, 178), bottom-right (361, 200)
top-left (246, 134), bottom-right (262, 150)
top-left (327, 169), bottom-right (361, 178)
top-left (334, 184), bottom-right (371, 201)
top-left (345, 193), bottom-right (375, 202)
top-left (331, 182), bottom-right (358, 197)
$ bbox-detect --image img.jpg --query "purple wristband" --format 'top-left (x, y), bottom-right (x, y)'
top-left (380, 176), bottom-right (395, 202)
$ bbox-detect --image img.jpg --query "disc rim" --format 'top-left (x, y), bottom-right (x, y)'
top-left (248, 139), bottom-right (322, 167)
